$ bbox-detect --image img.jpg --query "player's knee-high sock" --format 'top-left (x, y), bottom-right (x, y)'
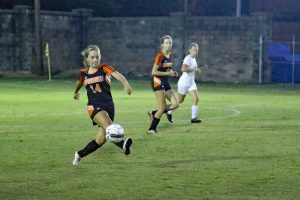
top-left (149, 117), bottom-right (160, 130)
top-left (78, 140), bottom-right (102, 158)
top-left (114, 140), bottom-right (125, 149)
top-left (191, 105), bottom-right (199, 119)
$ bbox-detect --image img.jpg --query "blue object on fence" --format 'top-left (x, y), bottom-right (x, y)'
top-left (268, 43), bottom-right (290, 58)
top-left (268, 43), bottom-right (300, 83)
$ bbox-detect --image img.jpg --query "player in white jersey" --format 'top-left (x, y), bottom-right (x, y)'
top-left (177, 43), bottom-right (202, 123)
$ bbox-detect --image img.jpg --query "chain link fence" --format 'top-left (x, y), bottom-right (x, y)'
top-left (262, 36), bottom-right (300, 84)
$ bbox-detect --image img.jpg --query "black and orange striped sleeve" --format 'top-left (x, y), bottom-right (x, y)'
top-left (77, 70), bottom-right (83, 83)
top-left (154, 52), bottom-right (163, 66)
top-left (102, 64), bottom-right (116, 75)
top-left (77, 69), bottom-right (86, 83)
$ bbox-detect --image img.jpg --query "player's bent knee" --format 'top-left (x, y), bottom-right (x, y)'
top-left (172, 102), bottom-right (179, 110)
top-left (194, 98), bottom-right (199, 105)
top-left (96, 136), bottom-right (106, 145)
top-left (96, 131), bottom-right (106, 144)
top-left (156, 105), bottom-right (166, 116)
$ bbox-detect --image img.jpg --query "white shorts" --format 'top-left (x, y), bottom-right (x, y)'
top-left (177, 81), bottom-right (197, 95)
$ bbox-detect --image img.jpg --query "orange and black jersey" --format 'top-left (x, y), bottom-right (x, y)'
top-left (78, 64), bottom-right (115, 105)
top-left (153, 51), bottom-right (172, 80)
top-left (154, 51), bottom-right (173, 73)
top-left (151, 51), bottom-right (173, 90)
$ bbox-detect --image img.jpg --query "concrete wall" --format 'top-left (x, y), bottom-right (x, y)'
top-left (0, 6), bottom-right (272, 83)
top-left (0, 6), bottom-right (35, 72)
top-left (86, 13), bottom-right (272, 83)
top-left (0, 9), bottom-right (15, 71)
top-left (185, 15), bottom-right (272, 82)
top-left (86, 13), bottom-right (185, 76)
top-left (40, 10), bottom-right (85, 74)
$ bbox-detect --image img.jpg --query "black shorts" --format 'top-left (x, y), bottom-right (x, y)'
top-left (151, 77), bottom-right (171, 91)
top-left (87, 103), bottom-right (115, 126)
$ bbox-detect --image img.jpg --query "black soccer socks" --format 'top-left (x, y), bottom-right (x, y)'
top-left (78, 140), bottom-right (102, 158)
top-left (149, 117), bottom-right (160, 131)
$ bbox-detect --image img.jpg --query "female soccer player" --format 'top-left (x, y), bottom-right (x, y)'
top-left (148, 35), bottom-right (179, 134)
top-left (177, 43), bottom-right (202, 123)
top-left (72, 45), bottom-right (133, 165)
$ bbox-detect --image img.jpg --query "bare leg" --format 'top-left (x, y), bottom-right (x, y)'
top-left (165, 93), bottom-right (172, 122)
top-left (94, 111), bottom-right (132, 154)
top-left (188, 90), bottom-right (199, 106)
top-left (154, 90), bottom-right (167, 119)
top-left (148, 90), bottom-right (166, 133)
top-left (165, 89), bottom-right (179, 110)
top-left (178, 94), bottom-right (186, 104)
top-left (93, 111), bottom-right (112, 144)
top-left (164, 89), bottom-right (180, 122)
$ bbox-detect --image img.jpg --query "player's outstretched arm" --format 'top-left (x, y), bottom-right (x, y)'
top-left (152, 64), bottom-right (177, 77)
top-left (112, 71), bottom-right (133, 95)
top-left (181, 64), bottom-right (201, 73)
top-left (181, 64), bottom-right (194, 72)
top-left (73, 80), bottom-right (83, 100)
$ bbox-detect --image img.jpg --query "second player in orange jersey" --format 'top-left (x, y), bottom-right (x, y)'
top-left (148, 35), bottom-right (179, 134)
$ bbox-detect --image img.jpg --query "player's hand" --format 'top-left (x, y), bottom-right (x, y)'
top-left (73, 92), bottom-right (80, 100)
top-left (174, 71), bottom-right (179, 77)
top-left (168, 70), bottom-right (178, 77)
top-left (124, 84), bottom-right (133, 95)
top-left (194, 67), bottom-right (201, 74)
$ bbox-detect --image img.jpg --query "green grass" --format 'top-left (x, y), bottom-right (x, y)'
top-left (0, 79), bottom-right (300, 200)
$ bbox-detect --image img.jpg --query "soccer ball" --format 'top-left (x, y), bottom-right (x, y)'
top-left (105, 124), bottom-right (125, 143)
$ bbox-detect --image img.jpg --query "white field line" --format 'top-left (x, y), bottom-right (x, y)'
top-left (0, 106), bottom-right (241, 130)
top-left (0, 106), bottom-right (236, 118)
top-left (207, 106), bottom-right (241, 120)
top-left (0, 81), bottom-right (244, 129)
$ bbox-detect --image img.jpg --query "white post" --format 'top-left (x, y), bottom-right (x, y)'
top-left (292, 34), bottom-right (295, 85)
top-left (45, 42), bottom-right (52, 81)
top-left (259, 35), bottom-right (263, 84)
top-left (236, 0), bottom-right (241, 17)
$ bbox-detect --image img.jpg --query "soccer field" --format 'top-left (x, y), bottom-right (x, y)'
top-left (0, 79), bottom-right (300, 200)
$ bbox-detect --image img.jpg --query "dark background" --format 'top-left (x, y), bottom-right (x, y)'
top-left (0, 0), bottom-right (251, 17)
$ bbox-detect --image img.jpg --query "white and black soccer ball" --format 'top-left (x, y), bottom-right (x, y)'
top-left (105, 124), bottom-right (125, 143)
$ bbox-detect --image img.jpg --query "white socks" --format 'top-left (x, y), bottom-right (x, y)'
top-left (168, 106), bottom-right (198, 119)
top-left (167, 110), bottom-right (173, 114)
top-left (191, 105), bottom-right (198, 119)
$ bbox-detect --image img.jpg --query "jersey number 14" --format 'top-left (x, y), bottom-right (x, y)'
top-left (90, 84), bottom-right (102, 93)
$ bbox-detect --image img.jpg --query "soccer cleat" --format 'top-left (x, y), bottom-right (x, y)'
top-left (166, 113), bottom-right (173, 123)
top-left (72, 152), bottom-right (81, 166)
top-left (147, 129), bottom-right (158, 135)
top-left (191, 118), bottom-right (202, 123)
top-left (123, 138), bottom-right (132, 155)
